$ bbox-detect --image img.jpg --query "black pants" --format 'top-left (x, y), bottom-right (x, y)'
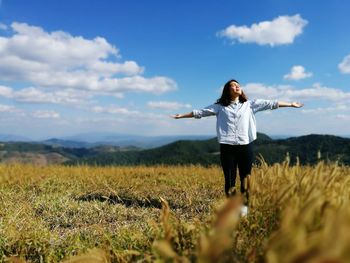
top-left (220, 143), bottom-right (254, 197)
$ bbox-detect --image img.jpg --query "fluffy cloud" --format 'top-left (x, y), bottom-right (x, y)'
top-left (0, 85), bottom-right (13, 97)
top-left (217, 14), bottom-right (308, 46)
top-left (90, 105), bottom-right (165, 121)
top-left (284, 65), bottom-right (312, 80)
top-left (0, 104), bottom-right (18, 113)
top-left (336, 114), bottom-right (350, 121)
top-left (242, 83), bottom-right (350, 102)
top-left (91, 105), bottom-right (139, 116)
top-left (301, 104), bottom-right (349, 114)
top-left (147, 101), bottom-right (192, 110)
top-left (0, 85), bottom-right (92, 105)
top-left (5, 22), bottom-right (118, 66)
top-left (338, 54), bottom-right (350, 74)
top-left (32, 110), bottom-right (60, 119)
top-left (0, 22), bottom-right (177, 96)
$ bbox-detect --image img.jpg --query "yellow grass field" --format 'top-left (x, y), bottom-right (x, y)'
top-left (0, 159), bottom-right (349, 263)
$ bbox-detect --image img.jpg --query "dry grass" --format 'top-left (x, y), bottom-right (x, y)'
top-left (0, 159), bottom-right (349, 262)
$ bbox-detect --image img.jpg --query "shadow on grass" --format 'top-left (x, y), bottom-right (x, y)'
top-left (75, 193), bottom-right (181, 210)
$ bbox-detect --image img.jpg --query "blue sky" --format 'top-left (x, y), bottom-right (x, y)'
top-left (0, 0), bottom-right (350, 139)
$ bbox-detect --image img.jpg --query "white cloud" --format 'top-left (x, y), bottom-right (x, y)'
top-left (16, 87), bottom-right (93, 104)
top-left (7, 22), bottom-right (119, 66)
top-left (301, 104), bottom-right (349, 114)
top-left (32, 110), bottom-right (60, 119)
top-left (338, 54), bottom-right (350, 74)
top-left (0, 85), bottom-right (92, 105)
top-left (0, 104), bottom-right (17, 113)
top-left (97, 76), bottom-right (177, 94)
top-left (0, 85), bottom-right (13, 97)
top-left (89, 60), bottom-right (144, 76)
top-left (217, 14), bottom-right (308, 46)
top-left (0, 22), bottom-right (177, 96)
top-left (90, 105), bottom-right (165, 121)
top-left (91, 105), bottom-right (139, 116)
top-left (284, 65), bottom-right (312, 80)
top-left (336, 114), bottom-right (350, 121)
top-left (147, 101), bottom-right (192, 110)
top-left (243, 83), bottom-right (350, 102)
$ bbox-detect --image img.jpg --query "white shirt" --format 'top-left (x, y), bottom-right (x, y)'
top-left (192, 99), bottom-right (279, 145)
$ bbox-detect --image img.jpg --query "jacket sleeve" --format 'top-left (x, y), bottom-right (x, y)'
top-left (192, 103), bottom-right (219, 118)
top-left (250, 99), bottom-right (279, 114)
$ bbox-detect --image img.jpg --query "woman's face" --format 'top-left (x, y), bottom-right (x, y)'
top-left (229, 81), bottom-right (242, 96)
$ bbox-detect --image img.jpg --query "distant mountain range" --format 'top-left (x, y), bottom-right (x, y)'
top-left (0, 134), bottom-right (33, 142)
top-left (1, 132), bottom-right (349, 149)
top-left (0, 132), bottom-right (214, 149)
top-left (0, 133), bottom-right (349, 166)
top-left (43, 134), bottom-right (214, 149)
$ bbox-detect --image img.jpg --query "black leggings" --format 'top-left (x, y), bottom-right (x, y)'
top-left (220, 143), bottom-right (254, 197)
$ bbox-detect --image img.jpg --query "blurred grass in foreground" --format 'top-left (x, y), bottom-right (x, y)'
top-left (0, 158), bottom-right (349, 262)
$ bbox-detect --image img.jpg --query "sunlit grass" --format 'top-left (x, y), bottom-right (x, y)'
top-left (0, 160), bottom-right (349, 262)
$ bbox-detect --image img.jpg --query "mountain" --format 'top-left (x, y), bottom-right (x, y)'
top-left (0, 134), bottom-right (32, 142)
top-left (46, 133), bottom-right (214, 148)
top-left (41, 138), bottom-right (95, 148)
top-left (1, 133), bottom-right (349, 166)
top-left (0, 132), bottom-right (214, 148)
top-left (0, 141), bottom-right (138, 165)
top-left (255, 134), bottom-right (350, 165)
top-left (65, 133), bottom-right (350, 166)
top-left (268, 134), bottom-right (294, 140)
top-left (0, 142), bottom-right (67, 165)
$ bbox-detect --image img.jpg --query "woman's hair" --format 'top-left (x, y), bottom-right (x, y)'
top-left (216, 79), bottom-right (248, 106)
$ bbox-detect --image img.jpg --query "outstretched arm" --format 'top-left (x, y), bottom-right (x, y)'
top-left (171, 104), bottom-right (219, 119)
top-left (278, 101), bottom-right (304, 108)
top-left (250, 99), bottom-right (304, 113)
top-left (170, 112), bottom-right (194, 119)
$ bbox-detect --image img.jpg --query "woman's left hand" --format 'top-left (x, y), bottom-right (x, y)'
top-left (291, 102), bottom-right (304, 108)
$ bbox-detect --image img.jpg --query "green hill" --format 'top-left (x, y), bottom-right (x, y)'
top-left (1, 133), bottom-right (349, 166)
top-left (255, 134), bottom-right (350, 165)
top-left (64, 133), bottom-right (350, 166)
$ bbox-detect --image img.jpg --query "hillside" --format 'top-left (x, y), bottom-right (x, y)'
top-left (254, 134), bottom-right (350, 165)
top-left (0, 142), bottom-right (139, 165)
top-left (64, 133), bottom-right (350, 166)
top-left (1, 133), bottom-right (349, 166)
top-left (45, 134), bottom-right (213, 148)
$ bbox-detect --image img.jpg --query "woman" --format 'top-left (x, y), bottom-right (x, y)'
top-left (171, 79), bottom-right (304, 215)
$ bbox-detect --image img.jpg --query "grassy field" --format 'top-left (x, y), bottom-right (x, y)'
top-left (0, 159), bottom-right (349, 263)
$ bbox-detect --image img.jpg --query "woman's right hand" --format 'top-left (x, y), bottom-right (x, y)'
top-left (170, 112), bottom-right (194, 119)
top-left (170, 114), bottom-right (182, 119)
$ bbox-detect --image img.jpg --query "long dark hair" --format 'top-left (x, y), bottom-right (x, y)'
top-left (216, 79), bottom-right (248, 106)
